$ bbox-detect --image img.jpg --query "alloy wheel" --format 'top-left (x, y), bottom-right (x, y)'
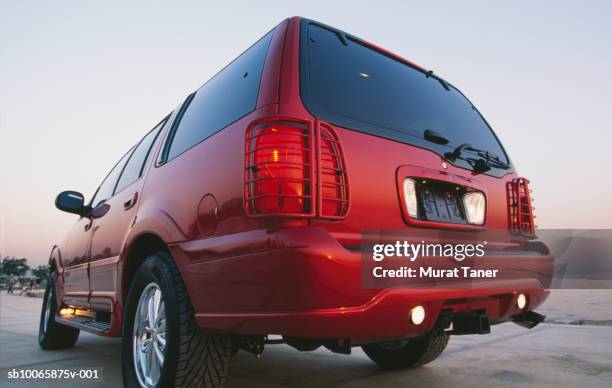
top-left (132, 282), bottom-right (167, 388)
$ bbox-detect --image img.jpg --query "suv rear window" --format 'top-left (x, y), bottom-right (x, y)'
top-left (300, 21), bottom-right (510, 176)
top-left (165, 32), bottom-right (273, 161)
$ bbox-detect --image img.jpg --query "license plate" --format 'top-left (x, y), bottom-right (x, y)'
top-left (417, 181), bottom-right (466, 224)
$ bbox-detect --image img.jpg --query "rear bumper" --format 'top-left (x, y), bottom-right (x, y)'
top-left (191, 287), bottom-right (549, 340)
top-left (169, 227), bottom-right (551, 339)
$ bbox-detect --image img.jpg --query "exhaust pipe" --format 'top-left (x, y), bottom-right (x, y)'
top-left (511, 311), bottom-right (545, 329)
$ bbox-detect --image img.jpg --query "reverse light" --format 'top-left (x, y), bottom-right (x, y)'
top-left (463, 191), bottom-right (486, 225)
top-left (410, 305), bottom-right (426, 325)
top-left (402, 178), bottom-right (418, 219)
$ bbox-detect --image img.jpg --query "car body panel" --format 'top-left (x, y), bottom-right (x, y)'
top-left (60, 217), bottom-right (93, 309)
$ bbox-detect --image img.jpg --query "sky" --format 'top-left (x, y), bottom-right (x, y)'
top-left (1, 0), bottom-right (612, 265)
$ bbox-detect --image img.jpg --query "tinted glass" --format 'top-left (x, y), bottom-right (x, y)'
top-left (115, 121), bottom-right (164, 194)
top-left (167, 32), bottom-right (273, 161)
top-left (301, 22), bottom-right (509, 174)
top-left (91, 149), bottom-right (133, 207)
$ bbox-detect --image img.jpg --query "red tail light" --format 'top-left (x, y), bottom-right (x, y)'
top-left (245, 118), bottom-right (349, 218)
top-left (245, 119), bottom-right (314, 216)
top-left (507, 177), bottom-right (535, 234)
top-left (319, 124), bottom-right (349, 218)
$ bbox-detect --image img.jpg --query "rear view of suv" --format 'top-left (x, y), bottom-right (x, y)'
top-left (40, 17), bottom-right (549, 387)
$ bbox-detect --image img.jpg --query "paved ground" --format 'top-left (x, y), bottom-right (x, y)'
top-left (1, 292), bottom-right (611, 387)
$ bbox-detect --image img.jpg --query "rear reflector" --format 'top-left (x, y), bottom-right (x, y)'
top-left (245, 120), bottom-right (313, 216)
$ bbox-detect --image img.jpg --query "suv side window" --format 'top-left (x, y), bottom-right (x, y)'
top-left (90, 149), bottom-right (134, 207)
top-left (114, 120), bottom-right (165, 194)
top-left (164, 32), bottom-right (273, 161)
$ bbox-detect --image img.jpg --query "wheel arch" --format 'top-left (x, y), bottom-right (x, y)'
top-left (120, 232), bottom-right (169, 304)
top-left (48, 245), bottom-right (61, 273)
top-left (119, 207), bottom-right (191, 304)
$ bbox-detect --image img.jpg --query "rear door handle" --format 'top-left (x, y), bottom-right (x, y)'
top-left (123, 192), bottom-right (138, 210)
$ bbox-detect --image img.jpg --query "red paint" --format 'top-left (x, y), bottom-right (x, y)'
top-left (50, 17), bottom-right (547, 340)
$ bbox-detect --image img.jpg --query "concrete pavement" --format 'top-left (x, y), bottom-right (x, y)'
top-left (1, 293), bottom-right (611, 387)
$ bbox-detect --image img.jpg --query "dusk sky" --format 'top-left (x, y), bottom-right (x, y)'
top-left (2, 0), bottom-right (611, 265)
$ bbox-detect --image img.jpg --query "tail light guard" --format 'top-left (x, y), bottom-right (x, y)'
top-left (244, 116), bottom-right (349, 219)
top-left (507, 177), bottom-right (536, 236)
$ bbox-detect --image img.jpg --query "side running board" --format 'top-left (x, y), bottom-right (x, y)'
top-left (55, 315), bottom-right (111, 334)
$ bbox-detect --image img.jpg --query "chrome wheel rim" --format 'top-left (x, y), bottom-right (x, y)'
top-left (43, 290), bottom-right (52, 333)
top-left (133, 283), bottom-right (166, 388)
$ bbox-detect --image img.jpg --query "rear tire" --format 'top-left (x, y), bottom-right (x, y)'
top-left (122, 252), bottom-right (232, 388)
top-left (362, 332), bottom-right (449, 370)
top-left (38, 272), bottom-right (80, 350)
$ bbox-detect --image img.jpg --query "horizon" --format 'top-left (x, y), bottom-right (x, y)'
top-left (2, 0), bottom-right (612, 265)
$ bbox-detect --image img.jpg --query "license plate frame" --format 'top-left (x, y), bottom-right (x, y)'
top-left (416, 180), bottom-right (467, 224)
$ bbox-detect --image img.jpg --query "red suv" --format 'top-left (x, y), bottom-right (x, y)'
top-left (39, 17), bottom-right (550, 387)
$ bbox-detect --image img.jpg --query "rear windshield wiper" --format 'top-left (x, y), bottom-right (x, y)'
top-left (445, 143), bottom-right (510, 172)
top-left (425, 70), bottom-right (450, 91)
top-left (423, 131), bottom-right (510, 172)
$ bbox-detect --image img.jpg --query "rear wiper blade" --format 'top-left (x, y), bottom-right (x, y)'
top-left (471, 149), bottom-right (510, 169)
top-left (425, 70), bottom-right (450, 91)
top-left (334, 31), bottom-right (348, 45)
top-left (445, 143), bottom-right (510, 172)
